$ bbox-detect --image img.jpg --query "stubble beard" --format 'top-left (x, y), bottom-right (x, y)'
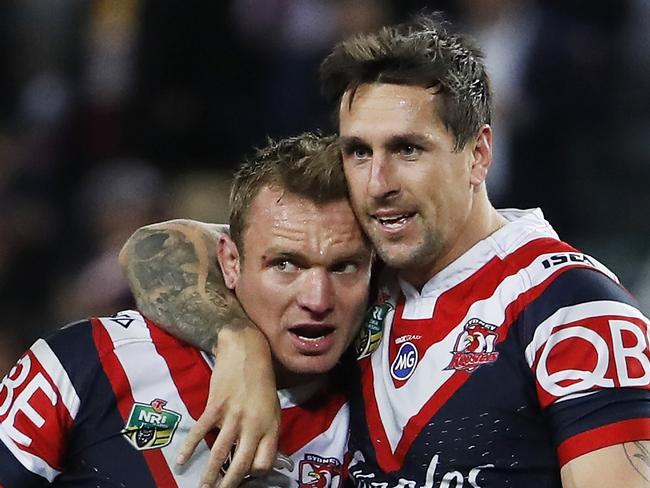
top-left (367, 221), bottom-right (444, 279)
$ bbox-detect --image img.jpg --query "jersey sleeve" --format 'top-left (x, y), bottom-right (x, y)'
top-left (522, 266), bottom-right (650, 465)
top-left (0, 325), bottom-right (86, 486)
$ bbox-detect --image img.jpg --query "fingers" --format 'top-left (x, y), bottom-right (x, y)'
top-left (252, 434), bottom-right (279, 472)
top-left (198, 420), bottom-right (239, 488)
top-left (177, 326), bottom-right (279, 486)
top-left (177, 413), bottom-right (215, 465)
top-left (218, 434), bottom-right (257, 488)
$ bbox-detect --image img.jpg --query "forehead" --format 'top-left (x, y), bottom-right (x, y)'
top-left (242, 186), bottom-right (368, 259)
top-left (339, 83), bottom-right (444, 137)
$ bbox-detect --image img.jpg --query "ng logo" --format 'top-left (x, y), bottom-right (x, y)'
top-left (391, 342), bottom-right (418, 381)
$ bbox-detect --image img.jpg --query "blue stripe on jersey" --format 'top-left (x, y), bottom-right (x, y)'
top-left (548, 387), bottom-right (650, 444)
top-left (512, 266), bottom-right (650, 447)
top-left (518, 267), bottom-right (637, 341)
top-left (45, 320), bottom-right (159, 487)
top-left (0, 440), bottom-right (50, 488)
top-left (345, 268), bottom-right (644, 487)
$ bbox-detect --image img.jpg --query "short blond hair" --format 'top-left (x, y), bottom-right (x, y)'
top-left (229, 132), bottom-right (348, 248)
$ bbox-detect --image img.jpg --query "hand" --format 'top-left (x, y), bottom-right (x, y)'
top-left (240, 454), bottom-right (295, 488)
top-left (176, 326), bottom-right (280, 488)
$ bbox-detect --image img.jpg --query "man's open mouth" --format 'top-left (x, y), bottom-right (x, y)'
top-left (289, 325), bottom-right (335, 341)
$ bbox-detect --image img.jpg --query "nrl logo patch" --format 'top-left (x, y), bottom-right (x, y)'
top-left (355, 288), bottom-right (392, 360)
top-left (122, 399), bottom-right (181, 450)
top-left (447, 318), bottom-right (500, 373)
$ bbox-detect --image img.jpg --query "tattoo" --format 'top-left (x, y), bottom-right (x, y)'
top-left (624, 441), bottom-right (650, 483)
top-left (119, 220), bottom-right (250, 351)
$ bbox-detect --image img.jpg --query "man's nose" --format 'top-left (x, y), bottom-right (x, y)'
top-left (367, 154), bottom-right (400, 201)
top-left (297, 268), bottom-right (334, 316)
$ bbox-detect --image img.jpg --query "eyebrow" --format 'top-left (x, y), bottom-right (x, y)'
top-left (385, 133), bottom-right (432, 150)
top-left (264, 248), bottom-right (371, 268)
top-left (338, 133), bottom-right (433, 150)
top-left (264, 249), bottom-right (307, 264)
top-left (331, 249), bottom-right (372, 265)
top-left (337, 135), bottom-right (366, 149)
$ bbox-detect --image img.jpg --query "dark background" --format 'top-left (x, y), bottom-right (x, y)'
top-left (1, 0), bottom-right (649, 375)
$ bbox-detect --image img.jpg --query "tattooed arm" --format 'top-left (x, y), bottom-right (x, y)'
top-left (560, 441), bottom-right (650, 487)
top-left (119, 220), bottom-right (280, 488)
top-left (118, 219), bottom-right (249, 351)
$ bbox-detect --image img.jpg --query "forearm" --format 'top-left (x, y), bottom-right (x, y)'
top-left (561, 441), bottom-right (650, 487)
top-left (119, 219), bottom-right (249, 351)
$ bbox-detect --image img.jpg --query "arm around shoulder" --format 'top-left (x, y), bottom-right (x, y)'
top-left (119, 219), bottom-right (248, 351)
top-left (120, 219), bottom-right (280, 488)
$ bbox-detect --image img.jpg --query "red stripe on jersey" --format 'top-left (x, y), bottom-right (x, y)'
top-left (91, 319), bottom-right (178, 487)
top-left (278, 387), bottom-right (347, 456)
top-left (389, 238), bottom-right (575, 388)
top-left (392, 372), bottom-right (479, 468)
top-left (367, 238), bottom-right (579, 470)
top-left (146, 320), bottom-right (217, 447)
top-left (359, 357), bottom-right (398, 471)
top-left (386, 270), bottom-right (581, 469)
top-left (428, 238), bottom-right (574, 338)
top-left (342, 451), bottom-right (352, 480)
top-left (25, 350), bottom-right (74, 470)
top-left (0, 348), bottom-right (72, 470)
top-left (557, 418), bottom-right (650, 466)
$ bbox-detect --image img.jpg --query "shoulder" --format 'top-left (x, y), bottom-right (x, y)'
top-left (86, 310), bottom-right (155, 350)
top-left (6, 311), bottom-right (156, 409)
top-left (492, 209), bottom-right (620, 290)
top-left (497, 233), bottom-right (635, 329)
top-left (523, 264), bottom-right (647, 362)
top-left (38, 310), bottom-right (158, 367)
top-left (46, 309), bottom-right (151, 345)
top-left (520, 257), bottom-right (640, 339)
top-left (35, 310), bottom-right (179, 400)
top-left (520, 264), bottom-right (649, 410)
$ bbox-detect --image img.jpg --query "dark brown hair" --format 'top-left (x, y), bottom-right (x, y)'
top-left (321, 12), bottom-right (492, 151)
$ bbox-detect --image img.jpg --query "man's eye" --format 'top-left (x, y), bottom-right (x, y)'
top-left (331, 262), bottom-right (359, 274)
top-left (274, 260), bottom-right (298, 272)
top-left (399, 144), bottom-right (422, 158)
top-left (354, 148), bottom-right (369, 158)
top-left (346, 146), bottom-right (370, 159)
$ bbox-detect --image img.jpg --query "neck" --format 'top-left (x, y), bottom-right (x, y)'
top-left (274, 363), bottom-right (324, 390)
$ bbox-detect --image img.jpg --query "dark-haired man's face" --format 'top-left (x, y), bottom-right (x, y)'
top-left (219, 186), bottom-right (372, 387)
top-left (338, 83), bottom-right (488, 287)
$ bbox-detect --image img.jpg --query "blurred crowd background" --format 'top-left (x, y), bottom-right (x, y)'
top-left (1, 0), bottom-right (649, 375)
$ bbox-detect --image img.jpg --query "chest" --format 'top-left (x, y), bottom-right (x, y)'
top-left (347, 290), bottom-right (560, 487)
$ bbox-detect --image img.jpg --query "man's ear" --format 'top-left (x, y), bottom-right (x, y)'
top-left (217, 234), bottom-right (240, 290)
top-left (469, 124), bottom-right (493, 190)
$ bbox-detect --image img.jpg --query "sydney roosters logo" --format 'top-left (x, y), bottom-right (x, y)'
top-left (298, 454), bottom-right (342, 488)
top-left (447, 318), bottom-right (499, 372)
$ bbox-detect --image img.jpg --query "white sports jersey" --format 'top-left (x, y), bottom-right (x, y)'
top-left (348, 208), bottom-right (650, 487)
top-left (0, 311), bottom-right (349, 487)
